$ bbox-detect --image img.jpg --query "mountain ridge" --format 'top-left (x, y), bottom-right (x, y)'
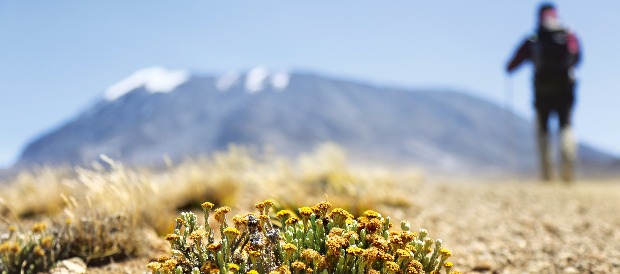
top-left (14, 69), bottom-right (620, 177)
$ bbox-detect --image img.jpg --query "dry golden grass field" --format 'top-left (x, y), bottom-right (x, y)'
top-left (1, 145), bottom-right (619, 274)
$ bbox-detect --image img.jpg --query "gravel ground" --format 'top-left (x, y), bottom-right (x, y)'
top-left (400, 180), bottom-right (620, 274)
top-left (88, 179), bottom-right (620, 274)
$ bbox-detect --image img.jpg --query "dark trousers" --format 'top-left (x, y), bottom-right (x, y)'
top-left (534, 83), bottom-right (575, 132)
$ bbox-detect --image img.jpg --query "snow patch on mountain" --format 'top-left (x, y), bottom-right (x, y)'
top-left (105, 67), bottom-right (189, 101)
top-left (242, 67), bottom-right (290, 93)
top-left (216, 72), bottom-right (239, 91)
top-left (271, 71), bottom-right (290, 90)
top-left (245, 67), bottom-right (270, 93)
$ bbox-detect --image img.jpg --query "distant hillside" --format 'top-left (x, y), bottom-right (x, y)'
top-left (15, 68), bottom-right (620, 177)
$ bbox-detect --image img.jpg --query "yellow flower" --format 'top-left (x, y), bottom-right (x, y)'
top-left (440, 248), bottom-right (452, 258)
top-left (233, 214), bottom-right (250, 230)
top-left (328, 228), bottom-right (344, 236)
top-left (176, 217), bottom-right (186, 226)
top-left (329, 208), bottom-right (354, 220)
top-left (201, 202), bottom-right (215, 211)
top-left (390, 231), bottom-right (414, 247)
top-left (283, 243), bottom-right (297, 251)
top-left (316, 201), bottom-right (332, 209)
top-left (377, 250), bottom-right (395, 261)
top-left (298, 207), bottom-right (313, 217)
top-left (316, 255), bottom-right (328, 270)
top-left (362, 247), bottom-right (379, 262)
top-left (41, 235), bottom-right (54, 248)
top-left (228, 263), bottom-right (240, 272)
top-left (344, 231), bottom-right (358, 241)
top-left (363, 218), bottom-right (383, 233)
top-left (224, 227), bottom-right (240, 237)
top-left (363, 210), bottom-right (380, 218)
top-left (0, 242), bottom-right (19, 254)
top-left (8, 225), bottom-right (16, 232)
top-left (326, 235), bottom-right (347, 256)
top-left (274, 265), bottom-right (291, 274)
top-left (301, 249), bottom-right (320, 261)
top-left (158, 256), bottom-right (171, 263)
top-left (247, 270), bottom-right (259, 274)
top-left (402, 231), bottom-right (416, 243)
top-left (255, 202), bottom-right (266, 213)
top-left (161, 258), bottom-right (178, 272)
top-left (396, 249), bottom-right (411, 259)
top-left (256, 200), bottom-right (274, 215)
top-left (370, 236), bottom-right (389, 251)
top-left (190, 229), bottom-right (209, 245)
top-left (386, 261), bottom-right (400, 273)
top-left (34, 245), bottom-right (45, 257)
top-left (146, 262), bottom-right (162, 272)
top-left (165, 233), bottom-right (180, 242)
top-left (311, 201), bottom-right (332, 216)
top-left (9, 243), bottom-right (20, 253)
top-left (32, 222), bottom-right (47, 233)
top-left (444, 261), bottom-right (455, 274)
top-left (406, 260), bottom-right (424, 274)
top-left (259, 214), bottom-right (270, 223)
top-left (406, 244), bottom-right (417, 253)
top-left (346, 246), bottom-right (364, 256)
top-left (285, 217), bottom-right (299, 226)
top-left (201, 262), bottom-right (218, 273)
top-left (207, 243), bottom-right (222, 251)
top-left (291, 261), bottom-right (306, 270)
top-left (215, 206), bottom-right (232, 223)
top-left (276, 210), bottom-right (293, 219)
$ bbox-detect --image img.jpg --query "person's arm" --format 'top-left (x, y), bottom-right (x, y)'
top-left (506, 39), bottom-right (532, 73)
top-left (567, 31), bottom-right (581, 67)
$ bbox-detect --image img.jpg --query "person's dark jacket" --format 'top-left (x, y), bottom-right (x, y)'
top-left (507, 26), bottom-right (581, 89)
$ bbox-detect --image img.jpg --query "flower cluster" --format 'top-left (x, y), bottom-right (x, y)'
top-left (148, 200), bottom-right (459, 274)
top-left (0, 222), bottom-right (60, 274)
top-left (1, 213), bottom-right (139, 274)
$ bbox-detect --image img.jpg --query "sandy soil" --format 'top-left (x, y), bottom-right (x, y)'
top-left (87, 179), bottom-right (620, 274)
top-left (407, 179), bottom-right (620, 274)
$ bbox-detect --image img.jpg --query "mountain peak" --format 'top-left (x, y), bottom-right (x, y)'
top-left (105, 67), bottom-right (189, 101)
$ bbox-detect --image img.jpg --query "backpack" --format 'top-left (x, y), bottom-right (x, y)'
top-left (530, 28), bottom-right (572, 86)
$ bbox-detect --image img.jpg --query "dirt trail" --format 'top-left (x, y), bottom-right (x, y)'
top-left (89, 179), bottom-right (620, 274)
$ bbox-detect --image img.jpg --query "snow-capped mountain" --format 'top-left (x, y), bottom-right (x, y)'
top-left (104, 66), bottom-right (290, 100)
top-left (15, 68), bottom-right (619, 177)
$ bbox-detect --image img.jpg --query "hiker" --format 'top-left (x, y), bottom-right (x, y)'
top-left (506, 3), bottom-right (581, 182)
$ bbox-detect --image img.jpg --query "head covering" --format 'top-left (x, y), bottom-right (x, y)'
top-left (538, 3), bottom-right (561, 30)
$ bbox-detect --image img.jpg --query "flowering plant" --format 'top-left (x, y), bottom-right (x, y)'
top-left (148, 200), bottom-right (458, 274)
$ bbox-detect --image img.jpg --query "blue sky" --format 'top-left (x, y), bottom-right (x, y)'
top-left (1, 1), bottom-right (619, 167)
